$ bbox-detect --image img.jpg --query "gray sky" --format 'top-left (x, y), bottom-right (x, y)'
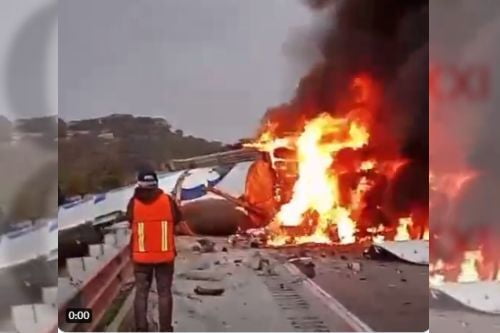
top-left (59, 0), bottom-right (318, 143)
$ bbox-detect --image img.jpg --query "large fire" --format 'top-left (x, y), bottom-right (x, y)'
top-left (429, 170), bottom-right (500, 285)
top-left (268, 114), bottom-right (367, 245)
top-left (245, 75), bottom-right (428, 246)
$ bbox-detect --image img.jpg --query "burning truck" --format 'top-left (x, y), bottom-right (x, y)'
top-left (188, 0), bottom-right (430, 251)
top-left (236, 74), bottom-right (428, 248)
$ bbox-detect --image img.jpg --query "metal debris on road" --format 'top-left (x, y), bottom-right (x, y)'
top-left (194, 285), bottom-right (225, 296)
top-left (197, 238), bottom-right (216, 252)
top-left (177, 271), bottom-right (223, 282)
top-left (254, 258), bottom-right (271, 271)
top-left (288, 256), bottom-right (313, 264)
top-left (186, 294), bottom-right (203, 302)
top-left (228, 228), bottom-right (266, 249)
top-left (347, 262), bottom-right (362, 273)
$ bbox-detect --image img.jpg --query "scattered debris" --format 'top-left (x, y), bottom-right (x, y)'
top-left (214, 260), bottom-right (221, 265)
top-left (228, 229), bottom-right (266, 249)
top-left (400, 278), bottom-right (407, 282)
top-left (288, 256), bottom-right (316, 278)
top-left (253, 258), bottom-right (270, 271)
top-left (228, 235), bottom-right (239, 246)
top-left (297, 261), bottom-right (316, 279)
top-left (359, 277), bottom-right (367, 281)
top-left (177, 271), bottom-right (222, 282)
top-left (347, 262), bottom-right (362, 273)
top-left (197, 238), bottom-right (216, 253)
top-left (187, 294), bottom-right (203, 302)
top-left (194, 286), bottom-right (225, 296)
top-left (195, 261), bottom-right (211, 271)
top-left (191, 244), bottom-right (202, 252)
top-left (234, 259), bottom-right (243, 264)
top-left (340, 255), bottom-right (348, 261)
top-left (222, 247), bottom-right (228, 252)
top-left (300, 263), bottom-right (316, 279)
top-left (288, 256), bottom-right (313, 264)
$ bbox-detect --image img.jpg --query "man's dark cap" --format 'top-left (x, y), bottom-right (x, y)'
top-left (137, 170), bottom-right (159, 188)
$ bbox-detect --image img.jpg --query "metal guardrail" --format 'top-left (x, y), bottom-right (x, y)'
top-left (58, 229), bottom-right (133, 332)
top-left (168, 148), bottom-right (258, 170)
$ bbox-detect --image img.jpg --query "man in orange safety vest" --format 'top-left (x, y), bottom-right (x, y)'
top-left (126, 170), bottom-right (182, 332)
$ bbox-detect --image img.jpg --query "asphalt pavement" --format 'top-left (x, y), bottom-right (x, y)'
top-left (430, 292), bottom-right (500, 333)
top-left (269, 243), bottom-right (429, 332)
top-left (116, 237), bottom-right (369, 332)
top-left (114, 237), bottom-right (432, 332)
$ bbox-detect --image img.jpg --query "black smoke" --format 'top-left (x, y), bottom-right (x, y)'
top-left (263, 0), bottom-right (429, 218)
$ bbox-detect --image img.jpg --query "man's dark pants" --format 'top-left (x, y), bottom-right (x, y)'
top-left (134, 262), bottom-right (174, 332)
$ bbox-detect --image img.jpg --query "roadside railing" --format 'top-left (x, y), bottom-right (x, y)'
top-left (58, 228), bottom-right (132, 332)
top-left (168, 148), bottom-right (258, 170)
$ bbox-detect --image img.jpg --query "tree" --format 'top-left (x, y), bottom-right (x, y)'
top-left (58, 114), bottom-right (226, 194)
top-left (65, 173), bottom-right (89, 197)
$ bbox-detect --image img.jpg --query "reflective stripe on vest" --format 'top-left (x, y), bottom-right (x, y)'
top-left (137, 222), bottom-right (145, 252)
top-left (161, 220), bottom-right (168, 252)
top-left (132, 193), bottom-right (175, 263)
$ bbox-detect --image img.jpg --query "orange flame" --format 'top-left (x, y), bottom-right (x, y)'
top-left (457, 250), bottom-right (482, 283)
top-left (267, 113), bottom-right (368, 245)
top-left (395, 217), bottom-right (412, 241)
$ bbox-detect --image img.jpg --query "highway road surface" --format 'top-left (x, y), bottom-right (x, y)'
top-left (430, 293), bottom-right (500, 333)
top-left (112, 237), bottom-right (429, 332)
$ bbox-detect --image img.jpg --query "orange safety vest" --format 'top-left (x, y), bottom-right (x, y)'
top-left (131, 194), bottom-right (176, 264)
